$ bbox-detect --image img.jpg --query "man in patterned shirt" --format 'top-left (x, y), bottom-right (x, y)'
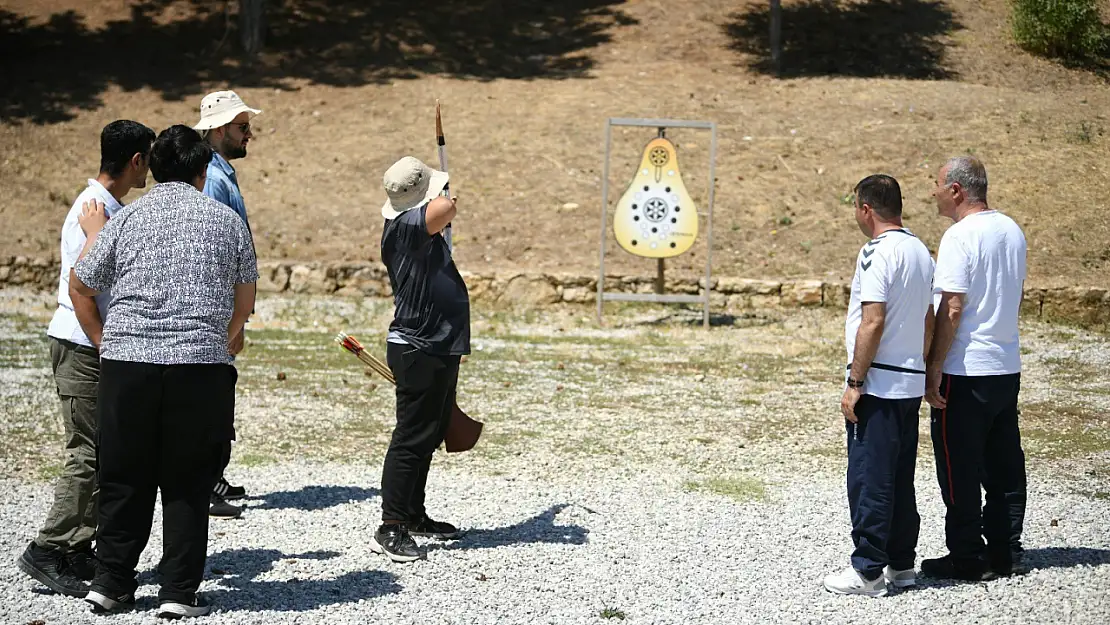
top-left (71, 125), bottom-right (258, 619)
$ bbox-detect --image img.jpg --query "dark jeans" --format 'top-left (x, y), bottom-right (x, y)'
top-left (93, 359), bottom-right (235, 603)
top-left (846, 394), bottom-right (922, 580)
top-left (36, 338), bottom-right (100, 553)
top-left (930, 372), bottom-right (1025, 569)
top-left (381, 343), bottom-right (459, 524)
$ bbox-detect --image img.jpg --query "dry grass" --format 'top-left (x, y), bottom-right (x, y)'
top-left (0, 0), bottom-right (1108, 290)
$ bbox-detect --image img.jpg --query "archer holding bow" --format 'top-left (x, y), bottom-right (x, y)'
top-left (370, 107), bottom-right (467, 563)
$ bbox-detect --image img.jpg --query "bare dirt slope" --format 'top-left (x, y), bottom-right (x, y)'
top-left (1, 0), bottom-right (1108, 288)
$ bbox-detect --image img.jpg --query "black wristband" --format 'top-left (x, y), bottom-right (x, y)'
top-left (847, 377), bottom-right (865, 388)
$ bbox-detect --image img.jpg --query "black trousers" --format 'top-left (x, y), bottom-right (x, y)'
top-left (930, 372), bottom-right (1025, 569)
top-left (381, 343), bottom-right (459, 524)
top-left (846, 394), bottom-right (922, 580)
top-left (93, 359), bottom-right (235, 602)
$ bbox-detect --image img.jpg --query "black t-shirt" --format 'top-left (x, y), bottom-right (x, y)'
top-left (381, 205), bottom-right (470, 356)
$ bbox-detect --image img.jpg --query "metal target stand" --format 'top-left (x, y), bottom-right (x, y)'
top-left (596, 118), bottom-right (718, 328)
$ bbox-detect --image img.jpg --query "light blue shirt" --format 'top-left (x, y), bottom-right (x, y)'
top-left (202, 151), bottom-right (253, 363)
top-left (203, 152), bottom-right (251, 232)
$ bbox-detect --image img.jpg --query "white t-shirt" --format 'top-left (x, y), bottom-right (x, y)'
top-left (933, 210), bottom-right (1027, 376)
top-left (845, 228), bottom-right (935, 399)
top-left (46, 180), bottom-right (123, 348)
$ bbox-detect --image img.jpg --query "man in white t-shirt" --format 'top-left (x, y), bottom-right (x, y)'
top-left (823, 175), bottom-right (934, 598)
top-left (16, 120), bottom-right (154, 599)
top-left (923, 156), bottom-right (1027, 582)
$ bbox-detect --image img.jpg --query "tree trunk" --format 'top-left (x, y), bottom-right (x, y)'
top-left (770, 0), bottom-right (782, 75)
top-left (239, 0), bottom-right (266, 57)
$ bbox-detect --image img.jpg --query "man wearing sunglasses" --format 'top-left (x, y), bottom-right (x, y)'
top-left (194, 90), bottom-right (263, 519)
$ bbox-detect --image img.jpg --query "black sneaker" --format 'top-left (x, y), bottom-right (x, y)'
top-left (408, 515), bottom-right (462, 540)
top-left (921, 555), bottom-right (992, 581)
top-left (16, 541), bottom-right (89, 598)
top-left (65, 544), bottom-right (98, 581)
top-left (989, 549), bottom-right (1027, 577)
top-left (85, 588), bottom-right (136, 613)
top-left (210, 494), bottom-right (242, 519)
top-left (370, 524), bottom-right (424, 563)
top-left (157, 595), bottom-right (212, 619)
top-left (213, 476), bottom-right (246, 501)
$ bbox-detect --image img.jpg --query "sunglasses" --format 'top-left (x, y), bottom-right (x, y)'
top-left (227, 122), bottom-right (251, 134)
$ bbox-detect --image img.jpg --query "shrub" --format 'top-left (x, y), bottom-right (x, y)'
top-left (1011, 0), bottom-right (1107, 61)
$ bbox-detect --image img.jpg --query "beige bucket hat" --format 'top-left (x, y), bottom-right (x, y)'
top-left (381, 156), bottom-right (449, 219)
top-left (193, 90), bottom-right (262, 131)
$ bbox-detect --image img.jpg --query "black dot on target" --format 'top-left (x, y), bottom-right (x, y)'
top-left (665, 187), bottom-right (671, 192)
top-left (633, 216), bottom-right (639, 221)
top-left (632, 240), bottom-right (638, 246)
top-left (643, 186), bottom-right (649, 191)
top-left (651, 227), bottom-right (657, 233)
top-left (670, 242), bottom-right (676, 248)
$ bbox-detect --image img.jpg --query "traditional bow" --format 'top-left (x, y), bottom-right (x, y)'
top-left (436, 99), bottom-right (453, 251)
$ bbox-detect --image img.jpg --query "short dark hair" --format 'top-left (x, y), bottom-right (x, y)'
top-left (854, 174), bottom-right (902, 219)
top-left (99, 120), bottom-right (155, 177)
top-left (149, 125), bottom-right (213, 184)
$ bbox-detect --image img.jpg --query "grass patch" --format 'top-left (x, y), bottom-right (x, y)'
top-left (599, 606), bottom-right (626, 620)
top-left (684, 476), bottom-right (767, 502)
top-left (1021, 400), bottom-right (1110, 459)
top-left (1041, 355), bottom-right (1106, 384)
top-left (236, 452), bottom-right (275, 468)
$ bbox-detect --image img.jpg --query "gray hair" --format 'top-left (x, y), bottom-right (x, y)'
top-left (943, 156), bottom-right (988, 203)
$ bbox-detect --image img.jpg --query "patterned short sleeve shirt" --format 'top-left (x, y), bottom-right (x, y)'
top-left (75, 181), bottom-right (259, 364)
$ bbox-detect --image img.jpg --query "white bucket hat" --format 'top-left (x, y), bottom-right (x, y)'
top-left (381, 156), bottom-right (449, 219)
top-left (193, 90), bottom-right (262, 131)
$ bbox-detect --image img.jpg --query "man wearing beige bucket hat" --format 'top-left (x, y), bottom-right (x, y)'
top-left (194, 89), bottom-right (262, 519)
top-left (370, 156), bottom-right (469, 563)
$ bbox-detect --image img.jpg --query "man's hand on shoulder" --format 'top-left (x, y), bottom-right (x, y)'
top-left (78, 200), bottom-right (108, 236)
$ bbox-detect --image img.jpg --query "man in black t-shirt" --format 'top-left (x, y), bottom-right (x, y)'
top-left (371, 156), bottom-right (470, 563)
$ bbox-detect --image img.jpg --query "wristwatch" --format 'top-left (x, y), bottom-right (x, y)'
top-left (846, 377), bottom-right (865, 388)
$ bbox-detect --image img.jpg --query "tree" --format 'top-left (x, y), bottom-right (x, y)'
top-left (239, 0), bottom-right (265, 56)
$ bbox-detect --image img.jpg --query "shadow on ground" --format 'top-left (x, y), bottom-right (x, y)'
top-left (0, 0), bottom-right (637, 123)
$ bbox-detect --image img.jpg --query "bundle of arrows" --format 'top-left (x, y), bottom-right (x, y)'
top-left (334, 332), bottom-right (483, 453)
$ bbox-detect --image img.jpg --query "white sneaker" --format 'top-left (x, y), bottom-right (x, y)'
top-left (157, 596), bottom-right (212, 619)
top-left (823, 566), bottom-right (889, 597)
top-left (884, 565), bottom-right (916, 588)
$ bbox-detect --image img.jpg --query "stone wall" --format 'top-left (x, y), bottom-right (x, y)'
top-left (2, 256), bottom-right (1106, 328)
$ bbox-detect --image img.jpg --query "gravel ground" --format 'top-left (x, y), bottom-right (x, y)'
top-left (1, 288), bottom-right (1108, 624)
top-left (3, 465), bottom-right (1109, 625)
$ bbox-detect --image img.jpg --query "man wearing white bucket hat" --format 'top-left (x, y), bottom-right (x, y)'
top-left (194, 89), bottom-right (262, 519)
top-left (371, 156), bottom-right (469, 563)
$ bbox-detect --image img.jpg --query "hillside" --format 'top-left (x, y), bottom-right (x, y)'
top-left (1, 0), bottom-right (1108, 288)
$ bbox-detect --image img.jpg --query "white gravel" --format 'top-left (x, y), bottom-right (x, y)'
top-left (2, 461), bottom-right (1109, 625)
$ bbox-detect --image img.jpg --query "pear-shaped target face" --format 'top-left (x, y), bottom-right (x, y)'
top-left (613, 136), bottom-right (699, 258)
top-left (643, 197), bottom-right (668, 222)
top-left (649, 146), bottom-right (669, 167)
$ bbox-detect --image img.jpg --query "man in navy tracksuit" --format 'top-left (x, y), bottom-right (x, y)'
top-left (923, 156), bottom-right (1027, 580)
top-left (824, 174), bottom-right (934, 597)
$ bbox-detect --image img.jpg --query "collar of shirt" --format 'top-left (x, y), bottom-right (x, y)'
top-left (86, 178), bottom-right (125, 217)
top-left (210, 152), bottom-right (237, 178)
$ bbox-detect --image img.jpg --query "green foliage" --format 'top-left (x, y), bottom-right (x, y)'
top-left (1011, 0), bottom-right (1107, 62)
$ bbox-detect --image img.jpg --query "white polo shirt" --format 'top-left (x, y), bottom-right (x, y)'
top-left (933, 210), bottom-right (1027, 376)
top-left (845, 228), bottom-right (935, 399)
top-left (46, 180), bottom-right (123, 348)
